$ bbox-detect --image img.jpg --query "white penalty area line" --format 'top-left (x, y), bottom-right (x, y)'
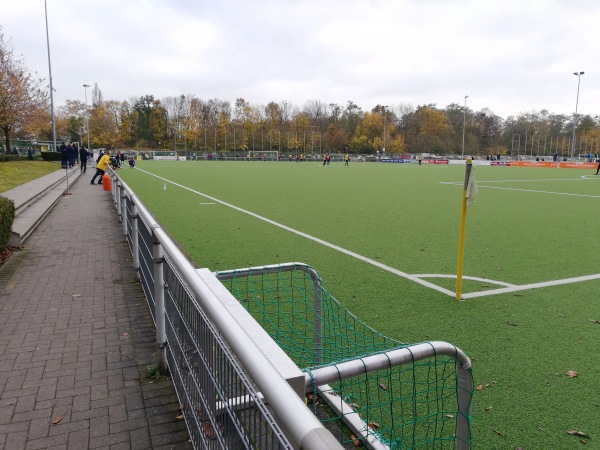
top-left (138, 169), bottom-right (600, 299)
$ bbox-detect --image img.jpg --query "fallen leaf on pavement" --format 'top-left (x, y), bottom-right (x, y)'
top-left (52, 415), bottom-right (64, 424)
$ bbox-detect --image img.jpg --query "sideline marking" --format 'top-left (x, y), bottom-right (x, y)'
top-left (440, 182), bottom-right (600, 198)
top-left (136, 169), bottom-right (600, 299)
top-left (461, 273), bottom-right (600, 299)
top-left (441, 175), bottom-right (600, 198)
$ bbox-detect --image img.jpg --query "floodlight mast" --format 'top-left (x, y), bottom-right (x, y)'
top-left (44, 0), bottom-right (57, 152)
top-left (571, 71), bottom-right (584, 160)
top-left (83, 84), bottom-right (90, 151)
top-left (383, 105), bottom-right (388, 152)
top-left (461, 95), bottom-right (469, 158)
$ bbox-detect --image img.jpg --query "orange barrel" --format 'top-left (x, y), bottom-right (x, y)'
top-left (102, 173), bottom-right (112, 191)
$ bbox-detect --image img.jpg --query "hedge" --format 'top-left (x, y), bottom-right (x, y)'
top-left (0, 197), bottom-right (16, 250)
top-left (41, 151), bottom-right (62, 161)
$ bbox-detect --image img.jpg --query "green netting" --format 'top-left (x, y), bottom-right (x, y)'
top-left (216, 263), bottom-right (472, 449)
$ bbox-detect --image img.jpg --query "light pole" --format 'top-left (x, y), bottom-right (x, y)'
top-left (383, 105), bottom-right (388, 152)
top-left (571, 71), bottom-right (584, 160)
top-left (461, 95), bottom-right (469, 158)
top-left (44, 0), bottom-right (57, 152)
top-left (83, 84), bottom-right (90, 150)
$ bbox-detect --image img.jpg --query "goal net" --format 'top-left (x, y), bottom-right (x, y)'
top-left (246, 150), bottom-right (279, 161)
top-left (216, 263), bottom-right (473, 449)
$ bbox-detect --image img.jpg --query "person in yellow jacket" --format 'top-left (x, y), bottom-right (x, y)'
top-left (91, 151), bottom-right (111, 184)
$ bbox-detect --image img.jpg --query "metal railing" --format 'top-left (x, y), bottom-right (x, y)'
top-left (110, 172), bottom-right (343, 450)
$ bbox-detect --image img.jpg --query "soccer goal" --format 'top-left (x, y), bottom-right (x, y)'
top-left (247, 150), bottom-right (279, 161)
top-left (216, 263), bottom-right (473, 449)
top-left (149, 150), bottom-right (178, 160)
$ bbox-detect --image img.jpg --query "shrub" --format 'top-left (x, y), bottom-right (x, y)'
top-left (41, 151), bottom-right (62, 162)
top-left (0, 197), bottom-right (16, 250)
top-left (0, 155), bottom-right (26, 162)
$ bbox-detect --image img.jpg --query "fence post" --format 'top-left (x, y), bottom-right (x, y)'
top-left (131, 203), bottom-right (140, 281)
top-left (152, 237), bottom-right (168, 373)
top-left (121, 188), bottom-right (127, 235)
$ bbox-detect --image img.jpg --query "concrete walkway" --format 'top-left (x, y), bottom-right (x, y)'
top-left (0, 171), bottom-right (191, 449)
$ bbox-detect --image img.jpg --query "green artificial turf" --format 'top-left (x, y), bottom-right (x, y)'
top-left (119, 160), bottom-right (600, 449)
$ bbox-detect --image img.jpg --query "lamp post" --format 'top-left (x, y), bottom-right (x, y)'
top-left (383, 105), bottom-right (388, 152)
top-left (83, 84), bottom-right (90, 150)
top-left (461, 95), bottom-right (469, 158)
top-left (44, 0), bottom-right (57, 152)
top-left (571, 71), bottom-right (584, 160)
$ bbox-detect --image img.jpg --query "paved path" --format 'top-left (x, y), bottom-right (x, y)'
top-left (0, 174), bottom-right (191, 449)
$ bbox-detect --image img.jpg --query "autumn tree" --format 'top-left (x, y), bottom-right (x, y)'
top-left (0, 27), bottom-right (48, 153)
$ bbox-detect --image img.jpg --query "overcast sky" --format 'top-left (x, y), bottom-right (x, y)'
top-left (3, 0), bottom-right (599, 119)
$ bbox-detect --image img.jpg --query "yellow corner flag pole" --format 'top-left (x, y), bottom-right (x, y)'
top-left (455, 158), bottom-right (474, 301)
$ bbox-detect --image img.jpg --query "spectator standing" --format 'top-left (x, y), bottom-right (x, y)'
top-left (60, 142), bottom-right (68, 168)
top-left (27, 147), bottom-right (34, 160)
top-left (80, 145), bottom-right (89, 173)
top-left (67, 143), bottom-right (76, 168)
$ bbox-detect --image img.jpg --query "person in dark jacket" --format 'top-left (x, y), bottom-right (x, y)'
top-left (60, 142), bottom-right (68, 168)
top-left (67, 143), bottom-right (76, 168)
top-left (79, 146), bottom-right (89, 173)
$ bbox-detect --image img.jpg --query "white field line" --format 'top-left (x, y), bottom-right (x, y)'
top-left (441, 175), bottom-right (600, 198)
top-left (136, 169), bottom-right (455, 297)
top-left (136, 169), bottom-right (600, 299)
top-left (461, 273), bottom-right (600, 299)
top-left (413, 274), bottom-right (515, 287)
top-left (441, 176), bottom-right (600, 184)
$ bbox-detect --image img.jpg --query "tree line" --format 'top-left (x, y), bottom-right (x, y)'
top-left (2, 28), bottom-right (599, 157)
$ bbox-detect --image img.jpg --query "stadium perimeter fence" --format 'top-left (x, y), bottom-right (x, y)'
top-left (108, 169), bottom-right (473, 449)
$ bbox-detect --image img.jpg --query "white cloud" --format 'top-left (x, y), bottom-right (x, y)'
top-left (3, 0), bottom-right (599, 118)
